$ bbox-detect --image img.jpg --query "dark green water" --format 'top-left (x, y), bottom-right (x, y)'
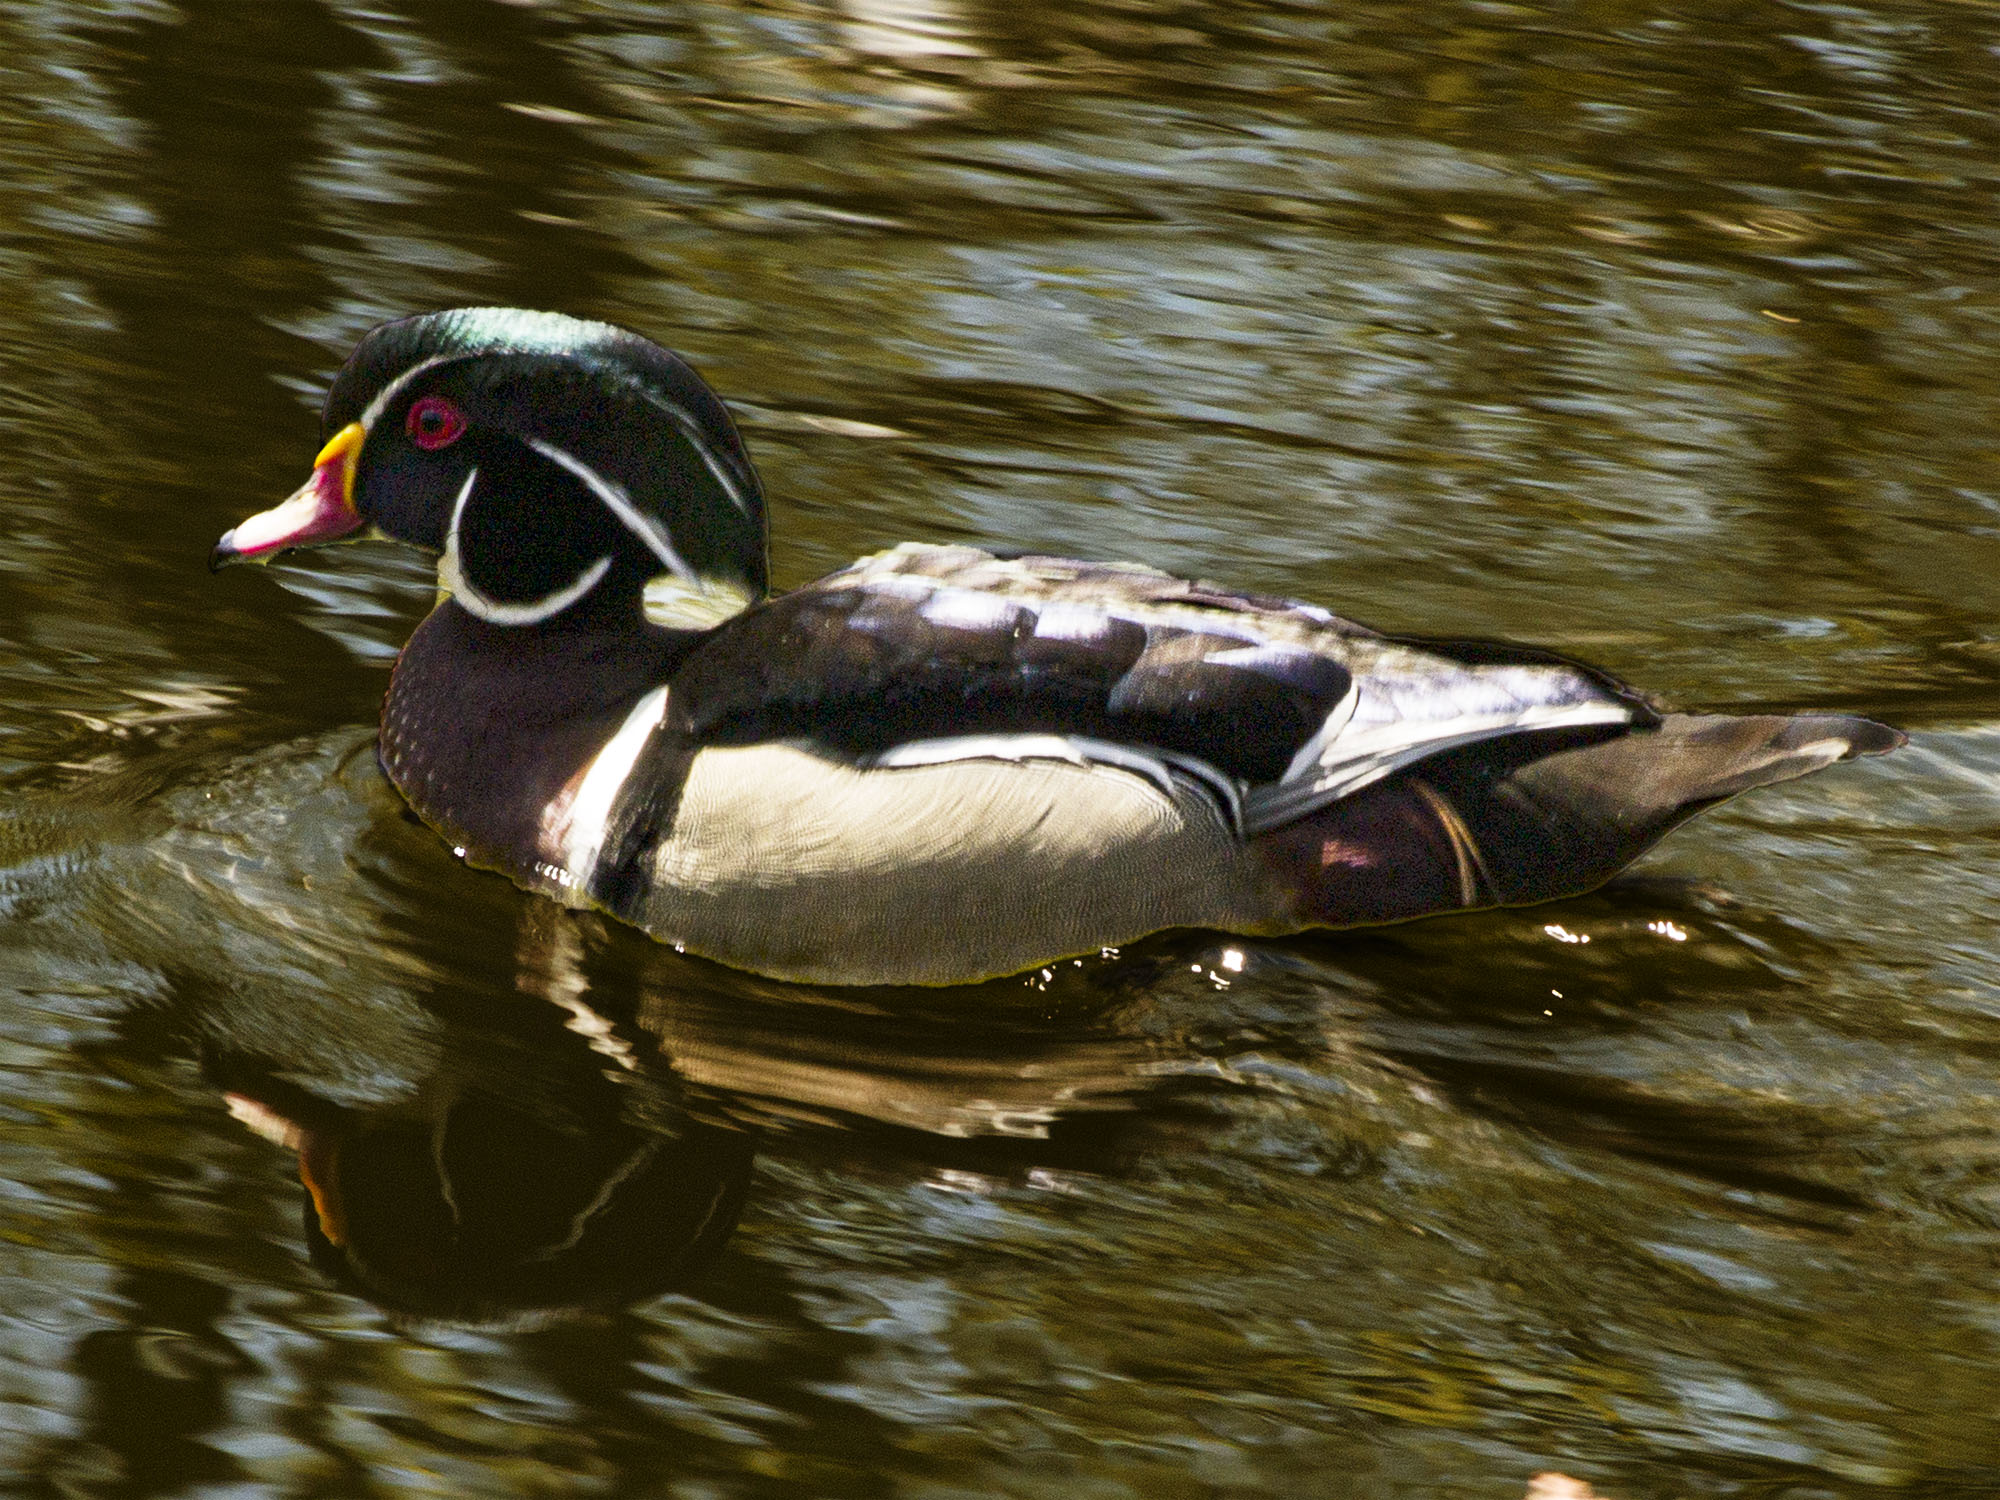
top-left (1, 1), bottom-right (1996, 1495)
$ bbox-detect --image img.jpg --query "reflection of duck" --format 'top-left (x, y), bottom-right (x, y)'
top-left (213, 309), bottom-right (1898, 986)
top-left (28, 725), bottom-right (1207, 1326)
top-left (205, 946), bottom-right (1206, 1326)
top-left (219, 1069), bottom-right (752, 1330)
top-left (178, 797), bottom-right (1197, 1328)
top-left (197, 902), bottom-right (762, 1331)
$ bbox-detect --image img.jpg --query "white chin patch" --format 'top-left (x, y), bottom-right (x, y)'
top-left (443, 441), bottom-right (742, 627)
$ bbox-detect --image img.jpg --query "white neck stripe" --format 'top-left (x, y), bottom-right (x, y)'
top-left (446, 553), bottom-right (614, 625)
top-left (448, 463), bottom-right (479, 533)
top-left (442, 466), bottom-right (615, 625)
top-left (527, 436), bottom-right (698, 584)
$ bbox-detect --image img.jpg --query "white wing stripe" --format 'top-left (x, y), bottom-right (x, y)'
top-left (1244, 697), bottom-right (1635, 834)
top-left (1299, 698), bottom-right (1635, 800)
top-left (1279, 682), bottom-right (1360, 784)
top-left (866, 734), bottom-right (1243, 837)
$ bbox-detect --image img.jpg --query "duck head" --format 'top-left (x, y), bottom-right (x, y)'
top-left (213, 308), bottom-right (768, 627)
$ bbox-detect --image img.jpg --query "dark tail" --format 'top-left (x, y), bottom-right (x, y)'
top-left (1257, 713), bottom-right (1902, 928)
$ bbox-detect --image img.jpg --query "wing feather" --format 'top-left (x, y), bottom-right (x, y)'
top-left (665, 544), bottom-right (1649, 841)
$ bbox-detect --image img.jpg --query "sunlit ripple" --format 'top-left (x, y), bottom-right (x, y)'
top-left (0, 0), bottom-right (1995, 1491)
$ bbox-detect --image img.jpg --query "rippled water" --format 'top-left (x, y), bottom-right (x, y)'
top-left (1, 1), bottom-right (1997, 1494)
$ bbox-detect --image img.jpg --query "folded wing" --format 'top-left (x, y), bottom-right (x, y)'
top-left (664, 545), bottom-right (1656, 838)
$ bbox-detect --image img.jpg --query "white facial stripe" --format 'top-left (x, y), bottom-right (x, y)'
top-left (364, 357), bottom-right (750, 518)
top-left (563, 685), bottom-right (670, 888)
top-left (634, 386), bottom-right (755, 517)
top-left (442, 466), bottom-right (615, 625)
top-left (527, 436), bottom-right (698, 584)
top-left (359, 353), bottom-right (455, 431)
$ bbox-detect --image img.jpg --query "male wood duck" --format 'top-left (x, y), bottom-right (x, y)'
top-left (213, 308), bottom-right (1900, 986)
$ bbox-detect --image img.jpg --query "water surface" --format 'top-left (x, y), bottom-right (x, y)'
top-left (1, 1), bottom-right (1997, 1495)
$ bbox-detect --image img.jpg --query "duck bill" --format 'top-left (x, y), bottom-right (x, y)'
top-left (210, 422), bottom-right (367, 570)
top-left (222, 1090), bottom-right (347, 1245)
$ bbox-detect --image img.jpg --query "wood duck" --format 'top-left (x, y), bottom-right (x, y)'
top-left (213, 308), bottom-right (1900, 987)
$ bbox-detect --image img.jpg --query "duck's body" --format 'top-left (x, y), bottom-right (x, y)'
top-left (215, 308), bottom-right (1898, 986)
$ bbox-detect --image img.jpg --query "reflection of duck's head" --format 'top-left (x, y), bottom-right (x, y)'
top-left (226, 1082), bottom-right (754, 1330)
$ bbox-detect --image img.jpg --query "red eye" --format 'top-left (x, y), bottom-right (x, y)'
top-left (406, 395), bottom-right (467, 450)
